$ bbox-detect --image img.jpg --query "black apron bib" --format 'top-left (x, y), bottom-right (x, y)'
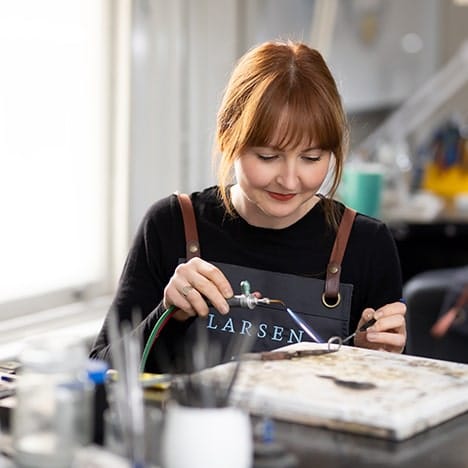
top-left (174, 193), bottom-right (355, 367)
top-left (192, 261), bottom-right (352, 352)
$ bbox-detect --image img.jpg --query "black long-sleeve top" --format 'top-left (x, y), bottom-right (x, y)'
top-left (90, 186), bottom-right (402, 372)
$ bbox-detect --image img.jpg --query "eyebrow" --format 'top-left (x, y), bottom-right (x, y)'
top-left (255, 145), bottom-right (322, 152)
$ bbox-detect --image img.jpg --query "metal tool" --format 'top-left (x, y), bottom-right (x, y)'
top-left (341, 317), bottom-right (377, 345)
top-left (226, 294), bottom-right (270, 309)
top-left (214, 280), bottom-right (271, 309)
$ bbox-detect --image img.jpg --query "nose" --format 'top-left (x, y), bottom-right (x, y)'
top-left (276, 160), bottom-right (299, 191)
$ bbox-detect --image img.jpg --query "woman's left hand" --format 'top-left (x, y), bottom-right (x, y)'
top-left (354, 301), bottom-right (407, 353)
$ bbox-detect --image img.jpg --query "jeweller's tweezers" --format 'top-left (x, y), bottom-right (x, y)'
top-left (341, 317), bottom-right (377, 344)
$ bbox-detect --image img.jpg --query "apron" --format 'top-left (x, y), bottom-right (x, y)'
top-left (175, 193), bottom-right (356, 366)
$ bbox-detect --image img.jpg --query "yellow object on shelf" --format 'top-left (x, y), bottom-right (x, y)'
top-left (422, 162), bottom-right (468, 198)
top-left (140, 372), bottom-right (172, 389)
top-left (106, 369), bottom-right (172, 389)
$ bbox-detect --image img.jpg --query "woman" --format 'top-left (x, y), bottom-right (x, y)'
top-left (90, 40), bottom-right (406, 373)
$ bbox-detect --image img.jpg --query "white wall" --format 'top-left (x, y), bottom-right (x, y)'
top-left (126, 0), bottom-right (466, 237)
top-left (128, 0), bottom-right (241, 236)
top-left (327, 0), bottom-right (441, 112)
top-left (129, 0), bottom-right (185, 235)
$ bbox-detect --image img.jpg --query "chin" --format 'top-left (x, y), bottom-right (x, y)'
top-left (259, 204), bottom-right (298, 220)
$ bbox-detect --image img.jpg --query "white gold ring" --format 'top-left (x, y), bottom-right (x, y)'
top-left (181, 284), bottom-right (194, 297)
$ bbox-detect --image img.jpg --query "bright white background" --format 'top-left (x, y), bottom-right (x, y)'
top-left (0, 1), bottom-right (109, 304)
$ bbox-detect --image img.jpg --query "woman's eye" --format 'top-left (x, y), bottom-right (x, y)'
top-left (257, 153), bottom-right (278, 161)
top-left (302, 154), bottom-right (322, 162)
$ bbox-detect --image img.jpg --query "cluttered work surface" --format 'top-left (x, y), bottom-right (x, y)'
top-left (200, 342), bottom-right (468, 441)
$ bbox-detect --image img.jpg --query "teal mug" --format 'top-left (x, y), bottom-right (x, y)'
top-left (340, 163), bottom-right (384, 218)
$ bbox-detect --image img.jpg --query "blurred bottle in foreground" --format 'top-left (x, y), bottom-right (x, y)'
top-left (12, 336), bottom-right (92, 468)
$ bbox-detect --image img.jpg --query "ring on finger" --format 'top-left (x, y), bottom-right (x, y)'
top-left (181, 284), bottom-right (194, 297)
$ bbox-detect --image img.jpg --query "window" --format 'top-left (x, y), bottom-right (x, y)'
top-left (0, 1), bottom-right (113, 317)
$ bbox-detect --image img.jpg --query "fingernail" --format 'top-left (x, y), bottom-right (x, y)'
top-left (224, 289), bottom-right (233, 298)
top-left (374, 312), bottom-right (382, 320)
top-left (367, 326), bottom-right (376, 332)
top-left (367, 332), bottom-right (378, 341)
top-left (221, 304), bottom-right (230, 314)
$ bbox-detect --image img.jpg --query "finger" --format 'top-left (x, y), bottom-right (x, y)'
top-left (365, 331), bottom-right (406, 351)
top-left (373, 301), bottom-right (406, 320)
top-left (168, 259), bottom-right (232, 316)
top-left (163, 287), bottom-right (197, 318)
top-left (363, 308), bottom-right (376, 321)
top-left (174, 259), bottom-right (233, 301)
top-left (178, 286), bottom-right (213, 317)
top-left (163, 268), bottom-right (205, 316)
top-left (185, 276), bottom-right (229, 316)
top-left (356, 308), bottom-right (376, 329)
top-left (180, 284), bottom-right (195, 298)
top-left (182, 260), bottom-right (232, 315)
top-left (367, 314), bottom-right (406, 333)
top-left (166, 277), bottom-right (211, 317)
top-left (189, 258), bottom-right (233, 298)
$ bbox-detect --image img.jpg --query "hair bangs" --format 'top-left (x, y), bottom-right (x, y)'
top-left (243, 76), bottom-right (342, 153)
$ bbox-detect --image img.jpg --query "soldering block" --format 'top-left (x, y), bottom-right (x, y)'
top-left (198, 342), bottom-right (468, 440)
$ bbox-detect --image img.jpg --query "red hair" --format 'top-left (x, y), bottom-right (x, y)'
top-left (215, 40), bottom-right (348, 227)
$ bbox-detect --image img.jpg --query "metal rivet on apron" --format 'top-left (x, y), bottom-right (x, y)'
top-left (328, 265), bottom-right (339, 275)
top-left (322, 292), bottom-right (341, 308)
top-left (189, 243), bottom-right (199, 253)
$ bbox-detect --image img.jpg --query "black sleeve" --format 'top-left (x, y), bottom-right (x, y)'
top-left (364, 223), bottom-right (403, 306)
top-left (89, 194), bottom-right (190, 372)
top-left (348, 221), bottom-right (403, 334)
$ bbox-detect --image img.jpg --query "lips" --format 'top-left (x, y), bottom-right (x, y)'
top-left (268, 191), bottom-right (296, 201)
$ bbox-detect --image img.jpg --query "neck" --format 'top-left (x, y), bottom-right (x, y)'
top-left (230, 184), bottom-right (319, 229)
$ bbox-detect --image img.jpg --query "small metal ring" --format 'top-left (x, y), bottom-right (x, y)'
top-left (181, 284), bottom-right (194, 297)
top-left (321, 292), bottom-right (341, 308)
top-left (327, 336), bottom-right (342, 352)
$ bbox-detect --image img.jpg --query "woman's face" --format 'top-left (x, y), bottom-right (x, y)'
top-left (231, 139), bottom-right (331, 229)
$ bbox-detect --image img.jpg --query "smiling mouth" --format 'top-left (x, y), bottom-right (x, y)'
top-left (268, 192), bottom-right (296, 201)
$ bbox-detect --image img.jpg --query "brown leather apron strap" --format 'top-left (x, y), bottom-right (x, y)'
top-left (175, 192), bottom-right (201, 259)
top-left (323, 207), bottom-right (356, 307)
top-left (175, 192), bottom-right (354, 304)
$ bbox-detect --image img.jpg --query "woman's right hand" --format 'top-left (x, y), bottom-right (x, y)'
top-left (163, 258), bottom-right (234, 321)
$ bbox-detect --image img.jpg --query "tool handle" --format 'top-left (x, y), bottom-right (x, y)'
top-left (358, 317), bottom-right (377, 332)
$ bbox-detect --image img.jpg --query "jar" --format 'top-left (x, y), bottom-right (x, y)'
top-left (162, 403), bottom-right (252, 468)
top-left (12, 337), bottom-right (91, 468)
